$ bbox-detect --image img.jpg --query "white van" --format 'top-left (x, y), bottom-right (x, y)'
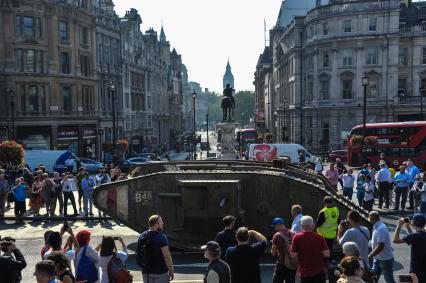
top-left (248, 144), bottom-right (315, 164)
top-left (24, 150), bottom-right (80, 174)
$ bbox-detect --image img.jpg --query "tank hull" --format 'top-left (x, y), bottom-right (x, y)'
top-left (93, 161), bottom-right (370, 250)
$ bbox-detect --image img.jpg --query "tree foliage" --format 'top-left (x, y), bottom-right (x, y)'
top-left (233, 90), bottom-right (255, 127)
top-left (0, 141), bottom-right (24, 166)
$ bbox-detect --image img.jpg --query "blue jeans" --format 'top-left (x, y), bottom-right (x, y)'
top-left (372, 258), bottom-right (396, 283)
top-left (83, 190), bottom-right (93, 215)
top-left (343, 187), bottom-right (353, 200)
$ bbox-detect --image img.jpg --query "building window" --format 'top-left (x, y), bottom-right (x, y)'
top-left (423, 48), bottom-right (426, 65)
top-left (16, 49), bottom-right (24, 72)
top-left (398, 78), bottom-right (406, 96)
top-left (342, 49), bottom-right (353, 66)
top-left (307, 81), bottom-right (313, 102)
top-left (148, 95), bottom-right (152, 109)
top-left (81, 27), bottom-right (88, 46)
top-left (320, 80), bottom-right (330, 100)
top-left (15, 16), bottom-right (41, 37)
top-left (20, 85), bottom-right (26, 112)
top-left (80, 55), bottom-right (91, 77)
top-left (399, 48), bottom-right (408, 66)
top-left (322, 51), bottom-right (330, 68)
top-left (28, 86), bottom-right (38, 111)
top-left (342, 79), bottom-right (353, 99)
top-left (59, 21), bottom-right (69, 41)
top-left (369, 18), bottom-right (377, 31)
top-left (366, 47), bottom-right (378, 65)
top-left (323, 22), bottom-right (329, 35)
top-left (25, 49), bottom-right (35, 72)
top-left (82, 86), bottom-right (93, 111)
top-left (63, 87), bottom-right (71, 112)
top-left (61, 52), bottom-right (70, 74)
top-left (421, 78), bottom-right (426, 96)
top-left (343, 20), bottom-right (352, 33)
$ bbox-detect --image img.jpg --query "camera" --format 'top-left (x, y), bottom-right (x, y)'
top-left (113, 237), bottom-right (120, 240)
top-left (340, 220), bottom-right (350, 231)
top-left (404, 218), bottom-right (410, 223)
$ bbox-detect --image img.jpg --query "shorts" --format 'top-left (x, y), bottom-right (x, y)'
top-left (14, 201), bottom-right (26, 215)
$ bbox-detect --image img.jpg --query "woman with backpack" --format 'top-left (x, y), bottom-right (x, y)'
top-left (74, 229), bottom-right (99, 283)
top-left (47, 251), bottom-right (76, 283)
top-left (95, 236), bottom-right (129, 283)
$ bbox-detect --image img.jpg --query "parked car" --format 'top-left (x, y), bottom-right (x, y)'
top-left (133, 153), bottom-right (158, 160)
top-left (80, 158), bottom-right (104, 174)
top-left (119, 157), bottom-right (148, 172)
top-left (329, 150), bottom-right (348, 163)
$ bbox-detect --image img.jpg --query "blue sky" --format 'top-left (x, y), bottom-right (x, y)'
top-left (114, 0), bottom-right (282, 93)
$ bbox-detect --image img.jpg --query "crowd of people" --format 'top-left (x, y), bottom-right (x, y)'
top-left (0, 197), bottom-right (425, 283)
top-left (318, 154), bottom-right (424, 214)
top-left (0, 159), bottom-right (148, 221)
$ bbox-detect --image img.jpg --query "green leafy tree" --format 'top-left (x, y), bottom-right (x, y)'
top-left (233, 90), bottom-right (255, 127)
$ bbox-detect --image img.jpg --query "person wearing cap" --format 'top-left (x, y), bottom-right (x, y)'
top-left (271, 217), bottom-right (297, 283)
top-left (291, 215), bottom-right (330, 283)
top-left (215, 215), bottom-right (237, 261)
top-left (225, 227), bottom-right (267, 283)
top-left (377, 162), bottom-right (392, 209)
top-left (393, 213), bottom-right (426, 283)
top-left (202, 241), bottom-right (231, 283)
top-left (393, 165), bottom-right (413, 211)
top-left (314, 196), bottom-right (340, 250)
top-left (368, 211), bottom-right (395, 283)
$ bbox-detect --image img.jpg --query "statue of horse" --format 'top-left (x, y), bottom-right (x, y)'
top-left (221, 96), bottom-right (234, 121)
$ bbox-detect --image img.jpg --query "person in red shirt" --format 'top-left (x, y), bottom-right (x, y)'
top-left (291, 215), bottom-right (330, 283)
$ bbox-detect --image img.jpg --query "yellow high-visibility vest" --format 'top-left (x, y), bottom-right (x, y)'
top-left (317, 206), bottom-right (339, 239)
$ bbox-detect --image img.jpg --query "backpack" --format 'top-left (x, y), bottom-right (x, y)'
top-left (75, 246), bottom-right (99, 283)
top-left (107, 253), bottom-right (133, 283)
top-left (136, 232), bottom-right (153, 271)
top-left (277, 232), bottom-right (298, 270)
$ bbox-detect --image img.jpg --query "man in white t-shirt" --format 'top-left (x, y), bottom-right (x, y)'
top-left (340, 169), bottom-right (356, 200)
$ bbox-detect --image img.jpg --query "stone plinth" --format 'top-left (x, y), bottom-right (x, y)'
top-left (217, 122), bottom-right (237, 160)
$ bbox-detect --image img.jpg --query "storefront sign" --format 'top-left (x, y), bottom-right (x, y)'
top-left (83, 128), bottom-right (96, 138)
top-left (58, 127), bottom-right (78, 140)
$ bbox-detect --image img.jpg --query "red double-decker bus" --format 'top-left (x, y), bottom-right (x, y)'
top-left (236, 128), bottom-right (258, 154)
top-left (347, 121), bottom-right (426, 169)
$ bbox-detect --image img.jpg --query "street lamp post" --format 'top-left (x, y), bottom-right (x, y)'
top-left (273, 110), bottom-right (278, 143)
top-left (110, 81), bottom-right (117, 163)
top-left (192, 89), bottom-right (197, 160)
top-left (7, 89), bottom-right (16, 140)
top-left (206, 113), bottom-right (209, 158)
top-left (283, 97), bottom-right (287, 142)
top-left (362, 74), bottom-right (369, 163)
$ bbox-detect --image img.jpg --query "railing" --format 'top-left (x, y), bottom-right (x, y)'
top-left (306, 0), bottom-right (397, 22)
top-left (399, 95), bottom-right (422, 104)
top-left (400, 24), bottom-right (426, 33)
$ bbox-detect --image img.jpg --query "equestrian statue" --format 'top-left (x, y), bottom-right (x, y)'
top-left (221, 83), bottom-right (235, 121)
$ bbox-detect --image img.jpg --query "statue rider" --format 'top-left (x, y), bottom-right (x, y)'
top-left (223, 84), bottom-right (235, 108)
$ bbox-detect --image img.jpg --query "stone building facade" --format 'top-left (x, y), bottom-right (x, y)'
top-left (0, 0), bottom-right (186, 159)
top-left (0, 0), bottom-right (98, 158)
top-left (95, 0), bottom-right (122, 158)
top-left (255, 0), bottom-right (426, 153)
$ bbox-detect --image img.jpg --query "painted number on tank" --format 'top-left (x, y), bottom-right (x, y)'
top-left (135, 191), bottom-right (153, 205)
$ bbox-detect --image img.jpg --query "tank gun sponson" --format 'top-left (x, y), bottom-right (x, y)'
top-left (93, 160), bottom-right (370, 250)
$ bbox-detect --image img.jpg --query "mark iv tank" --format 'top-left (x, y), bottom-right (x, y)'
top-left (93, 160), bottom-right (371, 250)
